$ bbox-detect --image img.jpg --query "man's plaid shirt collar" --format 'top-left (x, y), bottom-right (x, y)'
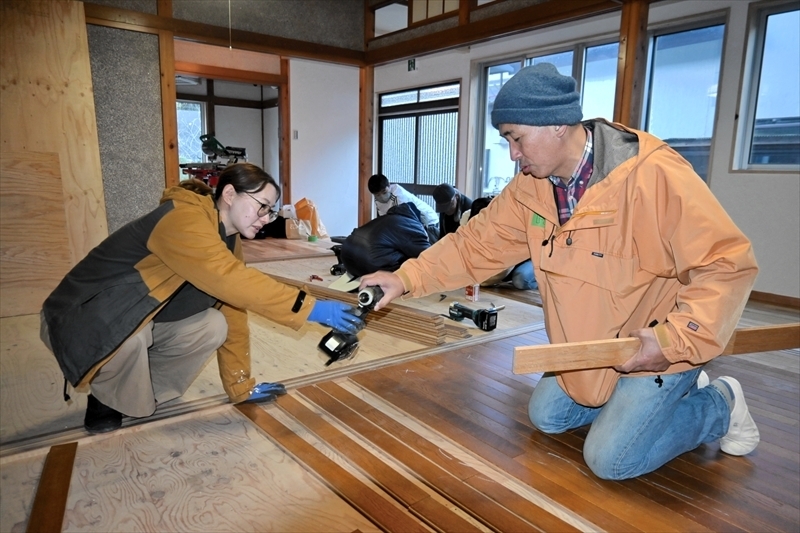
top-left (548, 127), bottom-right (593, 225)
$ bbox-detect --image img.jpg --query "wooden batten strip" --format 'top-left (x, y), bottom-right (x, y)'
top-left (270, 274), bottom-right (460, 346)
top-left (513, 323), bottom-right (800, 374)
top-left (25, 441), bottom-right (78, 533)
top-left (277, 395), bottom-right (483, 532)
top-left (235, 403), bottom-right (429, 533)
top-left (301, 383), bottom-right (551, 532)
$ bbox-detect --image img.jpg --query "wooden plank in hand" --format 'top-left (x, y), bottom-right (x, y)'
top-left (513, 323), bottom-right (800, 374)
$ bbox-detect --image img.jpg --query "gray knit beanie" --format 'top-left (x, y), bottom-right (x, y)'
top-left (491, 63), bottom-right (583, 129)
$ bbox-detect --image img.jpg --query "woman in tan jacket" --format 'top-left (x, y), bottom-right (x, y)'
top-left (42, 163), bottom-right (363, 433)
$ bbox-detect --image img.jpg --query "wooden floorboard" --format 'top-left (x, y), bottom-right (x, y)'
top-left (345, 331), bottom-right (799, 533)
top-left (236, 403), bottom-right (429, 533)
top-left (275, 394), bottom-right (483, 533)
top-left (359, 362), bottom-right (712, 532)
top-left (25, 441), bottom-right (77, 533)
top-left (299, 383), bottom-right (551, 533)
top-left (2, 302), bottom-right (796, 532)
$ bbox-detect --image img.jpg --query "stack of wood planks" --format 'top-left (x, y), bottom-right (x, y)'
top-left (270, 275), bottom-right (469, 345)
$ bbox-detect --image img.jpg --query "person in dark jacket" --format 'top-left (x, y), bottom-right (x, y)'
top-left (432, 183), bottom-right (473, 238)
top-left (340, 202), bottom-right (430, 279)
top-left (40, 164), bottom-right (364, 434)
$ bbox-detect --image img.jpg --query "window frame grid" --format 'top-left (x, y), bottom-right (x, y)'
top-left (734, 0), bottom-right (800, 171)
top-left (377, 83), bottom-right (460, 184)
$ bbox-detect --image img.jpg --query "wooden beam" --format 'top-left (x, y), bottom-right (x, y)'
top-left (25, 442), bottom-right (78, 533)
top-left (366, 0), bottom-right (621, 65)
top-left (613, 0), bottom-right (650, 127)
top-left (174, 61), bottom-right (285, 86)
top-left (159, 30), bottom-right (179, 188)
top-left (279, 58), bottom-right (292, 205)
top-left (748, 290), bottom-right (800, 310)
top-left (157, 0), bottom-right (172, 17)
top-left (513, 323), bottom-right (800, 374)
top-left (359, 65), bottom-right (375, 227)
top-left (458, 0), bottom-right (473, 27)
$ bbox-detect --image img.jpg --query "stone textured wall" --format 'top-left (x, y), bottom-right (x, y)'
top-left (87, 24), bottom-right (165, 232)
top-left (173, 0), bottom-right (365, 51)
top-left (85, 0), bottom-right (158, 15)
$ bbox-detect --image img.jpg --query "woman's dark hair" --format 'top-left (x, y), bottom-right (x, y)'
top-left (213, 162), bottom-right (280, 202)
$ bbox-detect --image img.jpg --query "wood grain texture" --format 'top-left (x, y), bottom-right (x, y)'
top-left (0, 450), bottom-right (48, 533)
top-left (236, 403), bottom-right (428, 533)
top-left (513, 323), bottom-right (800, 374)
top-left (613, 0), bottom-right (649, 127)
top-left (26, 441), bottom-right (77, 533)
top-left (62, 409), bottom-right (379, 532)
top-left (158, 30), bottom-right (179, 188)
top-left (0, 152), bottom-right (72, 317)
top-left (241, 237), bottom-right (335, 264)
top-left (302, 381), bottom-right (578, 533)
top-left (1, 303), bottom-right (797, 532)
top-left (0, 0), bottom-right (108, 267)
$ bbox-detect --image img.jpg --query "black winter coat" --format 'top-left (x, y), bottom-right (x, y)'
top-left (341, 203), bottom-right (430, 278)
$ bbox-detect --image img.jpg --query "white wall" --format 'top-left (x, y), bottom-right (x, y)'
top-left (215, 106), bottom-right (264, 169)
top-left (290, 59), bottom-right (360, 237)
top-left (263, 106), bottom-right (280, 185)
top-left (374, 0), bottom-right (800, 299)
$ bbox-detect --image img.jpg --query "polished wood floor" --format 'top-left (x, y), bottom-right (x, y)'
top-left (240, 324), bottom-right (799, 532)
top-left (1, 303), bottom-right (797, 532)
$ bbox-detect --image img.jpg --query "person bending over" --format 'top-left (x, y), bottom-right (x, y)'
top-left (432, 183), bottom-right (472, 238)
top-left (41, 163), bottom-right (363, 434)
top-left (368, 173), bottom-right (439, 244)
top-left (340, 203), bottom-right (430, 279)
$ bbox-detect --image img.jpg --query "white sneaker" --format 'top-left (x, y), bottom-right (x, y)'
top-left (697, 370), bottom-right (709, 388)
top-left (717, 376), bottom-right (760, 456)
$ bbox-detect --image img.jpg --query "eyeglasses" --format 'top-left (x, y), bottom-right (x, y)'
top-left (244, 192), bottom-right (279, 222)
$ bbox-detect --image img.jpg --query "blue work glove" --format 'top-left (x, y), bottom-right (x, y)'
top-left (308, 300), bottom-right (364, 334)
top-left (243, 382), bottom-right (287, 404)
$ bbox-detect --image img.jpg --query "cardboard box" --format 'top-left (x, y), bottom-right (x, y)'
top-left (465, 284), bottom-right (480, 302)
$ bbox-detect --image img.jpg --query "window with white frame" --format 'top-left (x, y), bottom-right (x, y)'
top-left (378, 83), bottom-right (460, 208)
top-left (177, 100), bottom-right (205, 167)
top-left (478, 41), bottom-right (618, 196)
top-left (737, 2), bottom-right (800, 169)
top-left (642, 22), bottom-right (725, 181)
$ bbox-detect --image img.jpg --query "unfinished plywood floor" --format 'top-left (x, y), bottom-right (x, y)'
top-left (240, 237), bottom-right (335, 264)
top-left (2, 317), bottom-right (798, 532)
top-left (0, 254), bottom-right (544, 449)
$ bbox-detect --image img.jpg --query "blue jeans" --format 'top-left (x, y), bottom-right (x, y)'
top-left (510, 260), bottom-right (537, 290)
top-left (528, 368), bottom-right (730, 480)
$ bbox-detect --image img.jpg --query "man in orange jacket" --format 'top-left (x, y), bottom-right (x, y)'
top-left (361, 63), bottom-right (759, 480)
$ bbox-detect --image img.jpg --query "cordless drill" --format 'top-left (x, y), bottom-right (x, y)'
top-left (448, 302), bottom-right (499, 331)
top-left (318, 286), bottom-right (384, 366)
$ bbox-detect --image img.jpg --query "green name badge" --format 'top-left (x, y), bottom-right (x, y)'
top-left (532, 212), bottom-right (546, 228)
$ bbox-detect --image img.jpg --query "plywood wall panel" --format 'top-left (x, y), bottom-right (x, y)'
top-left (0, 0), bottom-right (107, 270)
top-left (0, 152), bottom-right (72, 317)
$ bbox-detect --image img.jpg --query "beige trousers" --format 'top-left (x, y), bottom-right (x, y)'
top-left (44, 308), bottom-right (228, 418)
